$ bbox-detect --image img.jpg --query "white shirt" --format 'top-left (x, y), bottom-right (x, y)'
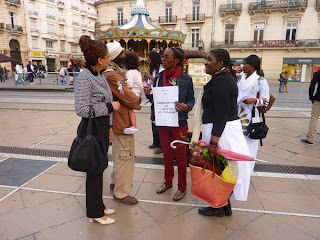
top-left (15, 64), bottom-right (23, 74)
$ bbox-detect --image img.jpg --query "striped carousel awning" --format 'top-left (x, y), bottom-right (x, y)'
top-left (119, 0), bottom-right (157, 30)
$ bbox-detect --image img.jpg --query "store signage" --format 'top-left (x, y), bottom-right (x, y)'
top-left (59, 54), bottom-right (69, 59)
top-left (283, 58), bottom-right (320, 64)
top-left (31, 51), bottom-right (43, 57)
top-left (47, 54), bottom-right (58, 58)
top-left (251, 40), bottom-right (297, 48)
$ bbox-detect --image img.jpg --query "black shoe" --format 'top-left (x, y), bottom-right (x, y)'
top-left (223, 199), bottom-right (232, 216)
top-left (154, 148), bottom-right (163, 154)
top-left (149, 144), bottom-right (157, 149)
top-left (301, 139), bottom-right (313, 145)
top-left (198, 207), bottom-right (224, 217)
top-left (110, 183), bottom-right (115, 191)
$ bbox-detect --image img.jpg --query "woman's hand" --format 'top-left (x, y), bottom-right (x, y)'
top-left (175, 102), bottom-right (189, 112)
top-left (234, 66), bottom-right (243, 73)
top-left (209, 144), bottom-right (218, 158)
top-left (112, 101), bottom-right (120, 111)
top-left (243, 98), bottom-right (257, 105)
top-left (109, 128), bottom-right (113, 144)
top-left (144, 86), bottom-right (152, 95)
top-left (144, 72), bottom-right (153, 80)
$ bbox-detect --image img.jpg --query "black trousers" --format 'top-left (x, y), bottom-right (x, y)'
top-left (78, 116), bottom-right (110, 218)
top-left (152, 122), bottom-right (161, 148)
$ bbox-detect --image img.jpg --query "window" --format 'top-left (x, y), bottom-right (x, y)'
top-left (30, 2), bottom-right (35, 10)
top-left (32, 39), bottom-right (38, 49)
top-left (192, 2), bottom-right (200, 21)
top-left (60, 42), bottom-right (65, 51)
top-left (191, 28), bottom-right (200, 48)
top-left (165, 4), bottom-right (172, 22)
top-left (9, 12), bottom-right (16, 28)
top-left (227, 0), bottom-right (236, 4)
top-left (82, 30), bottom-right (86, 35)
top-left (286, 21), bottom-right (297, 41)
top-left (46, 41), bottom-right (53, 49)
top-left (73, 29), bottom-right (79, 38)
top-left (47, 23), bottom-right (55, 33)
top-left (58, 10), bottom-right (63, 18)
top-left (225, 24), bottom-right (234, 45)
top-left (71, 44), bottom-right (78, 53)
top-left (81, 17), bottom-right (85, 24)
top-left (117, 8), bottom-right (123, 25)
top-left (46, 6), bottom-right (54, 17)
top-left (30, 20), bottom-right (36, 30)
top-left (253, 23), bottom-right (264, 42)
top-left (59, 26), bottom-right (64, 34)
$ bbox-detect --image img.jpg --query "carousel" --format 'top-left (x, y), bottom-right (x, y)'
top-left (94, 0), bottom-right (186, 60)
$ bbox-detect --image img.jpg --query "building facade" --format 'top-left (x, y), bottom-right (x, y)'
top-left (95, 0), bottom-right (320, 82)
top-left (24, 0), bottom-right (98, 72)
top-left (0, 0), bottom-right (28, 69)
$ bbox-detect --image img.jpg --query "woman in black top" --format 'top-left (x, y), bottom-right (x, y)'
top-left (199, 49), bottom-right (251, 217)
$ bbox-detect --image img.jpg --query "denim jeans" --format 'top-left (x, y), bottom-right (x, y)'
top-left (60, 75), bottom-right (66, 84)
top-left (279, 81), bottom-right (284, 92)
top-left (14, 74), bottom-right (26, 86)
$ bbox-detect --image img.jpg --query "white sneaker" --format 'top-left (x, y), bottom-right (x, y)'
top-left (123, 126), bottom-right (139, 135)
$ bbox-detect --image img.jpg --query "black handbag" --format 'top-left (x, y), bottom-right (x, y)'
top-left (68, 106), bottom-right (108, 174)
top-left (247, 106), bottom-right (268, 146)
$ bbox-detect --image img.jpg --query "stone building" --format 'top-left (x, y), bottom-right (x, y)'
top-left (95, 0), bottom-right (320, 82)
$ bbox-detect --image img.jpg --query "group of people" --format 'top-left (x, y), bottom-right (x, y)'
top-left (74, 34), bottom-right (271, 225)
top-left (0, 65), bottom-right (10, 82)
top-left (13, 61), bottom-right (47, 86)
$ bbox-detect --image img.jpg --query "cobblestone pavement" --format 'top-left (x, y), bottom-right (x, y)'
top-left (0, 83), bottom-right (319, 240)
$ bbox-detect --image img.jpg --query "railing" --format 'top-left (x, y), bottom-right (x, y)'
top-left (185, 13), bottom-right (205, 22)
top-left (88, 12), bottom-right (97, 18)
top-left (220, 3), bottom-right (242, 15)
top-left (30, 29), bottom-right (39, 32)
top-left (46, 0), bottom-right (55, 2)
top-left (59, 34), bottom-right (66, 37)
top-left (183, 42), bottom-right (205, 52)
top-left (72, 21), bottom-right (80, 26)
top-left (58, 18), bottom-right (66, 23)
top-left (5, 0), bottom-right (21, 5)
top-left (159, 15), bottom-right (177, 24)
top-left (0, 23), bottom-right (4, 30)
top-left (80, 9), bottom-right (87, 14)
top-left (29, 10), bottom-right (38, 16)
top-left (6, 24), bottom-right (23, 32)
top-left (81, 24), bottom-right (87, 28)
top-left (248, 0), bottom-right (307, 12)
top-left (46, 14), bottom-right (56, 20)
top-left (211, 39), bottom-right (320, 48)
top-left (111, 19), bottom-right (128, 27)
top-left (71, 5), bottom-right (79, 11)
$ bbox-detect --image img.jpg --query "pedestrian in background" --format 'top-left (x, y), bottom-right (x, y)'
top-left (301, 70), bottom-right (320, 145)
top-left (144, 51), bottom-right (163, 154)
top-left (59, 65), bottom-right (67, 85)
top-left (14, 62), bottom-right (26, 86)
top-left (75, 35), bottom-right (120, 225)
top-left (27, 61), bottom-right (34, 84)
top-left (278, 71), bottom-right (287, 93)
top-left (0, 65), bottom-right (3, 82)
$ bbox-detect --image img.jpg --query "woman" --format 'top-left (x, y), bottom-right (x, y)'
top-left (75, 35), bottom-right (120, 225)
top-left (144, 47), bottom-right (195, 201)
top-left (238, 55), bottom-right (270, 173)
top-left (144, 51), bottom-right (163, 154)
top-left (199, 49), bottom-right (251, 217)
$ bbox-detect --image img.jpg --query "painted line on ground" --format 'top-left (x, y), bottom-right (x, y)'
top-left (29, 124), bottom-right (78, 149)
top-left (19, 187), bottom-right (320, 219)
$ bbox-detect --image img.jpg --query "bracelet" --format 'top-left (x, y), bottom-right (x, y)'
top-left (209, 141), bottom-right (218, 147)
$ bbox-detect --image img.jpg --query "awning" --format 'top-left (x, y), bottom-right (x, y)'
top-left (70, 58), bottom-right (84, 63)
top-left (0, 54), bottom-right (19, 63)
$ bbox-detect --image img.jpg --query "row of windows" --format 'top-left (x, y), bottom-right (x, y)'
top-left (30, 20), bottom-right (93, 34)
top-left (33, 40), bottom-right (79, 53)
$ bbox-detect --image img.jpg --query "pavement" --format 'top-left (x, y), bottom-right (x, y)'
top-left (0, 81), bottom-right (320, 240)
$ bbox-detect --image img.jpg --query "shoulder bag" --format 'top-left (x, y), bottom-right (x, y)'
top-left (247, 106), bottom-right (269, 146)
top-left (68, 106), bottom-right (108, 174)
top-left (257, 77), bottom-right (275, 114)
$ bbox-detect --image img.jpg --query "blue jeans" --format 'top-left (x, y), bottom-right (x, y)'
top-left (14, 74), bottom-right (26, 86)
top-left (60, 75), bottom-right (66, 84)
top-left (279, 81), bottom-right (284, 92)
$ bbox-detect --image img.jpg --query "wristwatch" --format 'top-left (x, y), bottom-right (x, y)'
top-left (209, 141), bottom-right (218, 147)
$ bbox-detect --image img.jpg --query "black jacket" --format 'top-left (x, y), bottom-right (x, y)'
top-left (202, 72), bottom-right (239, 137)
top-left (309, 71), bottom-right (320, 102)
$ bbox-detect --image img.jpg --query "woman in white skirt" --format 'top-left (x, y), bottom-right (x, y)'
top-left (237, 55), bottom-right (270, 174)
top-left (199, 49), bottom-right (251, 217)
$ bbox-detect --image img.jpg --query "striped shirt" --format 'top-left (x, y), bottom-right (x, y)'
top-left (74, 67), bottom-right (114, 123)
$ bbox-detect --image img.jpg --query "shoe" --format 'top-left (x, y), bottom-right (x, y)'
top-left (154, 148), bottom-right (163, 154)
top-left (198, 207), bottom-right (224, 217)
top-left (173, 190), bottom-right (186, 201)
top-left (301, 139), bottom-right (313, 145)
top-left (110, 183), bottom-right (115, 191)
top-left (223, 199), bottom-right (232, 216)
top-left (113, 195), bottom-right (138, 205)
top-left (156, 184), bottom-right (172, 194)
top-left (88, 216), bottom-right (115, 225)
top-left (318, 131), bottom-right (320, 134)
top-left (123, 126), bottom-right (139, 135)
top-left (149, 144), bottom-right (157, 149)
top-left (104, 208), bottom-right (115, 215)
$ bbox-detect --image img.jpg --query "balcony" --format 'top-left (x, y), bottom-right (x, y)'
top-left (58, 18), bottom-right (66, 25)
top-left (67, 37), bottom-right (76, 43)
top-left (159, 15), bottom-right (177, 25)
top-left (46, 14), bottom-right (56, 20)
top-left (46, 0), bottom-right (55, 3)
top-left (29, 10), bottom-right (38, 19)
top-left (95, 22), bottom-right (101, 29)
top-left (59, 33), bottom-right (66, 39)
top-left (57, 1), bottom-right (65, 9)
top-left (5, 0), bottom-right (21, 6)
top-left (185, 14), bottom-right (205, 23)
top-left (88, 26), bottom-right (95, 32)
top-left (111, 19), bottom-right (128, 27)
top-left (316, 0), bottom-right (320, 10)
top-left (220, 3), bottom-right (242, 16)
top-left (0, 23), bottom-right (4, 31)
top-left (71, 5), bottom-right (79, 11)
top-left (30, 29), bottom-right (39, 37)
top-left (72, 21), bottom-right (80, 26)
top-left (88, 12), bottom-right (97, 20)
top-left (183, 42), bottom-right (205, 52)
top-left (211, 39), bottom-right (320, 49)
top-left (87, 0), bottom-right (95, 4)
top-left (81, 24), bottom-right (87, 29)
top-left (80, 9), bottom-right (87, 16)
top-left (248, 0), bottom-right (307, 14)
top-left (6, 24), bottom-right (23, 33)
top-left (42, 33), bottom-right (57, 40)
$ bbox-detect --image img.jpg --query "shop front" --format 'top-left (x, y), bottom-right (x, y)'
top-left (59, 54), bottom-right (71, 67)
top-left (30, 51), bottom-right (45, 67)
top-left (45, 54), bottom-right (59, 72)
top-left (282, 58), bottom-right (320, 82)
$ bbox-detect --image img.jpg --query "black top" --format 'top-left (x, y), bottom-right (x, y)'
top-left (202, 72), bottom-right (239, 137)
top-left (309, 71), bottom-right (320, 102)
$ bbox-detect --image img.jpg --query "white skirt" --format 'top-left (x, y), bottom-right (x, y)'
top-left (202, 120), bottom-right (251, 201)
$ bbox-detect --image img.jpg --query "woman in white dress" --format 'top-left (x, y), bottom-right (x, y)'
top-left (237, 55), bottom-right (270, 174)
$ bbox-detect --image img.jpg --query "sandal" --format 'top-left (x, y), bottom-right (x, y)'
top-left (156, 184), bottom-right (172, 194)
top-left (173, 190), bottom-right (186, 201)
